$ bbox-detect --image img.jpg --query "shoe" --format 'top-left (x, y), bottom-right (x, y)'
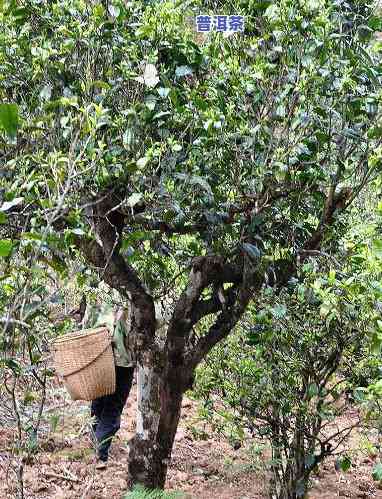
top-left (95, 459), bottom-right (107, 470)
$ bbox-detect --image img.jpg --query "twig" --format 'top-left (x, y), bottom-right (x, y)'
top-left (43, 471), bottom-right (79, 483)
top-left (0, 318), bottom-right (31, 329)
top-left (297, 249), bottom-right (341, 267)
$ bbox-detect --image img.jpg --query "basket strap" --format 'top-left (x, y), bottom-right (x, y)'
top-left (58, 337), bottom-right (114, 378)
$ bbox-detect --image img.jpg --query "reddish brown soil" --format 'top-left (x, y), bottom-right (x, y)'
top-left (1, 382), bottom-right (382, 499)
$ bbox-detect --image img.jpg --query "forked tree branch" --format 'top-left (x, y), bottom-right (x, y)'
top-left (75, 191), bottom-right (157, 356)
top-left (166, 256), bottom-right (243, 366)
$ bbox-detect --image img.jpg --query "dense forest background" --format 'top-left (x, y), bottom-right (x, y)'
top-left (1, 0), bottom-right (382, 498)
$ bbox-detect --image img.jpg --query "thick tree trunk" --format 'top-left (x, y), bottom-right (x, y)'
top-left (128, 354), bottom-right (162, 488)
top-left (154, 371), bottom-right (185, 488)
top-left (128, 360), bottom-right (185, 489)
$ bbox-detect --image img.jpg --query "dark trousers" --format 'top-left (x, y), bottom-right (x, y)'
top-left (90, 365), bottom-right (135, 460)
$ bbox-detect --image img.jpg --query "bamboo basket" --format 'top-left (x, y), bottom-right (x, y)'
top-left (52, 326), bottom-right (116, 401)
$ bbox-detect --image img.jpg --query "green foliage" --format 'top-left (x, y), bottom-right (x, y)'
top-left (195, 215), bottom-right (382, 498)
top-left (336, 455), bottom-right (352, 473)
top-left (0, 239), bottom-right (13, 257)
top-left (124, 485), bottom-right (184, 499)
top-left (372, 462), bottom-right (382, 482)
top-left (0, 103), bottom-right (19, 138)
top-left (0, 0), bottom-right (380, 275)
top-left (0, 0), bottom-right (380, 344)
top-left (0, 0), bottom-right (381, 494)
top-left (49, 414), bottom-right (60, 434)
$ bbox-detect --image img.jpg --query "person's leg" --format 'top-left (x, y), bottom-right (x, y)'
top-left (90, 396), bottom-right (106, 449)
top-left (90, 397), bottom-right (104, 434)
top-left (95, 366), bottom-right (135, 461)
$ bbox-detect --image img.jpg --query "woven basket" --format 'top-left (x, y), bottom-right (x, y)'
top-left (52, 326), bottom-right (116, 401)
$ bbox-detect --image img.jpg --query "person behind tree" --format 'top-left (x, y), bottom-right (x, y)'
top-left (81, 301), bottom-right (136, 468)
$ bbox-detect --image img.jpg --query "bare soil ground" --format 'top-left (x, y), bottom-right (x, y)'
top-left (1, 380), bottom-right (382, 499)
